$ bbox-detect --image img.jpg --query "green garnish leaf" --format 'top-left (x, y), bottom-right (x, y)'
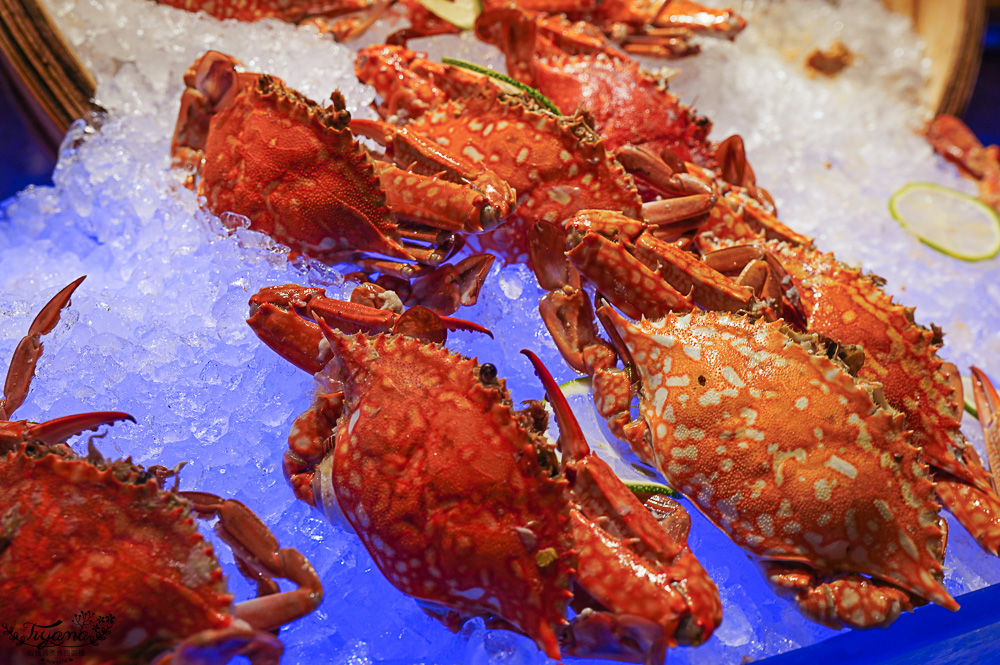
top-left (442, 57), bottom-right (563, 116)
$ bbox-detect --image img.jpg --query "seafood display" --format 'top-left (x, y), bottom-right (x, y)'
top-left (0, 280), bottom-right (323, 663)
top-left (3, 0), bottom-right (1000, 664)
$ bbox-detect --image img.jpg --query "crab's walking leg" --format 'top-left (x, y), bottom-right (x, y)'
top-left (935, 367), bottom-right (1000, 555)
top-left (763, 562), bottom-right (924, 630)
top-left (182, 492), bottom-right (324, 629)
top-left (971, 366), bottom-right (1000, 489)
top-left (1, 276), bottom-right (85, 420)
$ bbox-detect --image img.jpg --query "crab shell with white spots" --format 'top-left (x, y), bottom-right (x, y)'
top-left (0, 442), bottom-right (235, 660)
top-left (311, 329), bottom-right (576, 658)
top-left (603, 308), bottom-right (957, 613)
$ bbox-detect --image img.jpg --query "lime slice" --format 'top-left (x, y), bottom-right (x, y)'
top-left (961, 373), bottom-right (979, 418)
top-left (889, 182), bottom-right (1000, 261)
top-left (413, 0), bottom-right (481, 30)
top-left (552, 377), bottom-right (677, 497)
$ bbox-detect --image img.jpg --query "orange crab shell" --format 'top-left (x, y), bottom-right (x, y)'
top-left (767, 242), bottom-right (982, 485)
top-left (402, 80), bottom-right (643, 263)
top-left (319, 331), bottom-right (576, 658)
top-left (199, 75), bottom-right (411, 264)
top-left (604, 309), bottom-right (956, 611)
top-left (0, 443), bottom-right (234, 654)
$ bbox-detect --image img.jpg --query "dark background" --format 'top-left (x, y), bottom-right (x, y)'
top-left (0, 18), bottom-right (997, 201)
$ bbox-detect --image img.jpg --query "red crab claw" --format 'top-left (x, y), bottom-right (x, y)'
top-left (248, 285), bottom-right (491, 374)
top-left (1, 276), bottom-right (86, 420)
top-left (971, 367), bottom-right (1000, 492)
top-left (523, 350), bottom-right (722, 658)
top-left (0, 276), bottom-right (135, 451)
top-left (350, 117), bottom-right (516, 233)
top-left (926, 114), bottom-right (1000, 212)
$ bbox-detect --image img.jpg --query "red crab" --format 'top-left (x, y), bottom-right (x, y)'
top-left (472, 5), bottom-right (717, 167)
top-left (354, 44), bottom-right (720, 272)
top-left (0, 277), bottom-right (323, 664)
top-left (592, 304), bottom-right (962, 630)
top-left (246, 283), bottom-right (722, 663)
top-left (665, 147), bottom-right (1000, 557)
top-left (172, 51), bottom-right (516, 314)
top-left (387, 0), bottom-right (745, 58)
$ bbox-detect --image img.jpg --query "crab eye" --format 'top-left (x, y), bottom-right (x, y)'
top-left (480, 363), bottom-right (498, 384)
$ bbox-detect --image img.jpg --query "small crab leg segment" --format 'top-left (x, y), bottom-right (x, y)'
top-left (1, 276), bottom-right (85, 420)
top-left (972, 366), bottom-right (1000, 487)
top-left (763, 563), bottom-right (916, 629)
top-left (183, 492), bottom-right (324, 630)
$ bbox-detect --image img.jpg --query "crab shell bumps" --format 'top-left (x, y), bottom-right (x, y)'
top-left (603, 308), bottom-right (957, 629)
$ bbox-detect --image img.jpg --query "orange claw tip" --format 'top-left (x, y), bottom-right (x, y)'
top-left (439, 314), bottom-right (493, 338)
top-left (520, 349), bottom-right (590, 462)
top-left (27, 411), bottom-right (135, 445)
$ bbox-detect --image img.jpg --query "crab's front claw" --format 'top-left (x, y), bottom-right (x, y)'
top-left (927, 115), bottom-right (1000, 212)
top-left (248, 285), bottom-right (332, 374)
top-left (350, 118), bottom-right (516, 233)
top-left (171, 51), bottom-right (248, 174)
top-left (2, 276), bottom-right (87, 420)
top-left (652, 0), bottom-right (746, 41)
top-left (971, 367), bottom-right (1000, 489)
top-left (524, 350), bottom-right (721, 656)
top-left (763, 562), bottom-right (924, 630)
top-left (406, 254), bottom-right (497, 315)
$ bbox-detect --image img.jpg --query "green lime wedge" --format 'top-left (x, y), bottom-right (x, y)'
top-left (889, 182), bottom-right (1000, 261)
top-left (413, 0), bottom-right (481, 29)
top-left (961, 373), bottom-right (979, 418)
top-left (553, 377), bottom-right (678, 497)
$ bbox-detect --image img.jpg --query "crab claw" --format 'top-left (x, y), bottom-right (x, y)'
top-left (2, 276), bottom-right (86, 420)
top-left (926, 115), bottom-right (1000, 212)
top-left (27, 412), bottom-right (135, 445)
top-left (971, 366), bottom-right (1000, 491)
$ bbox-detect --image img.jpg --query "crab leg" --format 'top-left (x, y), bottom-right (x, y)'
top-left (1, 276), bottom-right (86, 420)
top-left (971, 366), bottom-right (1000, 489)
top-left (763, 562), bottom-right (919, 630)
top-left (182, 492), bottom-right (324, 630)
top-left (926, 114), bottom-right (1000, 212)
